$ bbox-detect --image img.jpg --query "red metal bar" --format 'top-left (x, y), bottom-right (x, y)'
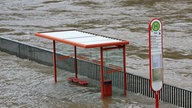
top-left (53, 40), bottom-right (57, 83)
top-left (148, 21), bottom-right (152, 89)
top-left (155, 91), bottom-right (159, 108)
top-left (100, 47), bottom-right (104, 99)
top-left (74, 46), bottom-right (78, 78)
top-left (102, 45), bottom-right (123, 50)
top-left (123, 45), bottom-right (127, 96)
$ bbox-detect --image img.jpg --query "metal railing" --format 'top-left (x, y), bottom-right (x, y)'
top-left (126, 73), bottom-right (192, 108)
top-left (77, 61), bottom-right (192, 108)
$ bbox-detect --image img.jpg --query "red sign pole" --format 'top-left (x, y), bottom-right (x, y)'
top-left (155, 91), bottom-right (159, 108)
top-left (148, 18), bottom-right (164, 108)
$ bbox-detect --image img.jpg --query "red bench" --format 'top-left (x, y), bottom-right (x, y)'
top-left (68, 77), bottom-right (88, 85)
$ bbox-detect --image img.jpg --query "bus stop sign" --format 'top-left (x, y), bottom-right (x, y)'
top-left (148, 18), bottom-right (164, 92)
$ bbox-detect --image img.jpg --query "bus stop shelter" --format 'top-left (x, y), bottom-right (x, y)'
top-left (35, 30), bottom-right (129, 99)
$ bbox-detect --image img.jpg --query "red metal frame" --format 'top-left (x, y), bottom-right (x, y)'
top-left (100, 45), bottom-right (127, 99)
top-left (74, 46), bottom-right (78, 78)
top-left (53, 40), bottom-right (57, 83)
top-left (35, 30), bottom-right (129, 99)
top-left (102, 45), bottom-right (124, 50)
top-left (100, 47), bottom-right (105, 99)
top-left (123, 45), bottom-right (127, 96)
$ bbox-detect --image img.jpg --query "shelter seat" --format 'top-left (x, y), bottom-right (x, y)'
top-left (68, 77), bottom-right (88, 85)
top-left (78, 80), bottom-right (88, 85)
top-left (68, 77), bottom-right (75, 81)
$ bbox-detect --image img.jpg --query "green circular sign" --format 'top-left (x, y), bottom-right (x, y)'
top-left (152, 21), bottom-right (160, 31)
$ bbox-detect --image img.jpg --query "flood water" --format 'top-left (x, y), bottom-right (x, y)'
top-left (0, 0), bottom-right (191, 107)
top-left (0, 51), bottom-right (178, 108)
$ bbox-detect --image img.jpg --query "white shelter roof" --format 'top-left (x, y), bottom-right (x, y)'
top-left (35, 30), bottom-right (129, 48)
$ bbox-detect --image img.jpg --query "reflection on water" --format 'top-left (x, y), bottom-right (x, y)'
top-left (0, 0), bottom-right (191, 107)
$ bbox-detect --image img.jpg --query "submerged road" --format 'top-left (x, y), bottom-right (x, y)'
top-left (0, 51), bottom-right (178, 108)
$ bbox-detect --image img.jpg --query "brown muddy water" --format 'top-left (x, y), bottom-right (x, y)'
top-left (0, 0), bottom-right (192, 107)
top-left (0, 51), bottom-right (178, 108)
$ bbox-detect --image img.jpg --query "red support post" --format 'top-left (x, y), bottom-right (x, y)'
top-left (123, 45), bottom-right (127, 96)
top-left (53, 40), bottom-right (57, 83)
top-left (155, 91), bottom-right (159, 108)
top-left (100, 47), bottom-right (104, 99)
top-left (74, 46), bottom-right (78, 78)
